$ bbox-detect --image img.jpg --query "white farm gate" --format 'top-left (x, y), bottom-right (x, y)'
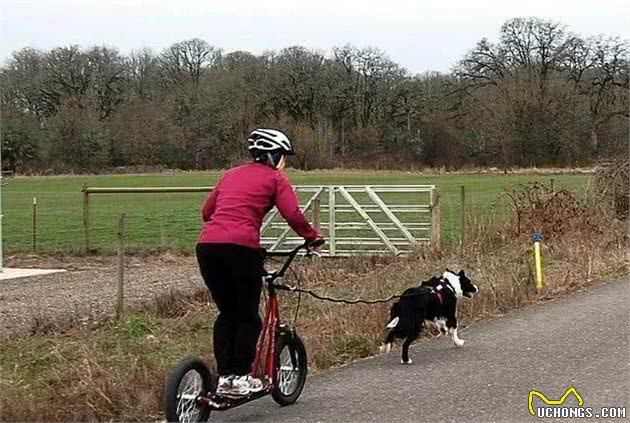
top-left (261, 185), bottom-right (440, 256)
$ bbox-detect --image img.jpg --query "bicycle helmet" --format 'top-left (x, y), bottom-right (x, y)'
top-left (248, 129), bottom-right (295, 168)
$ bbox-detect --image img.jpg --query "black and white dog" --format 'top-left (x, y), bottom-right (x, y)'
top-left (382, 269), bottom-right (479, 364)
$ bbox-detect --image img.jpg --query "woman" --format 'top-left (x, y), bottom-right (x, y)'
top-left (196, 128), bottom-right (321, 397)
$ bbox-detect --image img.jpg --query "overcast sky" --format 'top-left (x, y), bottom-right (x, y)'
top-left (1, 0), bottom-right (628, 74)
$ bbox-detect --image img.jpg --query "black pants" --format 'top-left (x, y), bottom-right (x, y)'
top-left (196, 243), bottom-right (263, 376)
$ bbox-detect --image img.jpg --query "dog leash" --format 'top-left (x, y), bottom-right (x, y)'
top-left (274, 265), bottom-right (454, 305)
top-left (273, 284), bottom-right (441, 305)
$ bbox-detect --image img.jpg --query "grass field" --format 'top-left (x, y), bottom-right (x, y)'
top-left (2, 169), bottom-right (590, 254)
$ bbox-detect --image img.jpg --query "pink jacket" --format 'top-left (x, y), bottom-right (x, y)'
top-left (198, 162), bottom-right (320, 249)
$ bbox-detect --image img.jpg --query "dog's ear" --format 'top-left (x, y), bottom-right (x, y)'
top-left (424, 276), bottom-right (436, 285)
top-left (445, 267), bottom-right (452, 273)
top-left (459, 270), bottom-right (466, 276)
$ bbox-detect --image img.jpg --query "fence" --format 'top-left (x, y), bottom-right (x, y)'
top-left (5, 177), bottom-right (570, 256)
top-left (79, 185), bottom-right (439, 256)
top-left (81, 186), bottom-right (212, 252)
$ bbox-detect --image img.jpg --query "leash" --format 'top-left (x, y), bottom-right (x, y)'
top-left (273, 267), bottom-right (454, 328)
top-left (270, 259), bottom-right (451, 309)
top-left (272, 284), bottom-right (443, 305)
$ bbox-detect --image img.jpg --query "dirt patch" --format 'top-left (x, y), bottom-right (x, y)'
top-left (0, 254), bottom-right (203, 337)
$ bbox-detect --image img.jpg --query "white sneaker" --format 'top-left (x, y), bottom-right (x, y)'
top-left (245, 375), bottom-right (265, 393)
top-left (216, 375), bottom-right (233, 396)
top-left (227, 375), bottom-right (251, 397)
top-left (227, 375), bottom-right (265, 397)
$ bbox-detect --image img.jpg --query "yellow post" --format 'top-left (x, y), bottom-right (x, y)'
top-left (532, 233), bottom-right (544, 290)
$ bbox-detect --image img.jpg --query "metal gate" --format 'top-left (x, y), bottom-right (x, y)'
top-left (261, 185), bottom-right (439, 256)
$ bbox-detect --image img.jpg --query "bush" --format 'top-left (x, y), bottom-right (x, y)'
top-left (594, 159), bottom-right (629, 219)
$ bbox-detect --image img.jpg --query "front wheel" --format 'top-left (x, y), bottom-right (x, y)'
top-left (271, 332), bottom-right (308, 406)
top-left (164, 357), bottom-right (214, 423)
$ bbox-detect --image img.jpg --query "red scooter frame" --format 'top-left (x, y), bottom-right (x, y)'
top-left (250, 282), bottom-right (279, 382)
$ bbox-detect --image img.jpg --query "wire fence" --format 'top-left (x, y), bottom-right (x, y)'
top-left (2, 183), bottom-right (516, 255)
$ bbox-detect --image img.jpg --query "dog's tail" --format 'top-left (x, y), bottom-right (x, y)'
top-left (386, 316), bottom-right (400, 328)
top-left (383, 302), bottom-right (401, 347)
top-left (386, 302), bottom-right (402, 329)
top-left (387, 298), bottom-right (424, 335)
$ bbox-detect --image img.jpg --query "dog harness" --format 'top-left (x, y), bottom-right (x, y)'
top-left (432, 281), bottom-right (455, 304)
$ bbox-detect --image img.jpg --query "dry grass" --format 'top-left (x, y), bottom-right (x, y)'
top-left (1, 185), bottom-right (628, 421)
top-left (593, 159), bottom-right (629, 219)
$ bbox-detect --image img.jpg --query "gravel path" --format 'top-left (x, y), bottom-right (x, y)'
top-left (0, 254), bottom-right (205, 337)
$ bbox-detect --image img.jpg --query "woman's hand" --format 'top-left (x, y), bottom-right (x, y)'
top-left (305, 238), bottom-right (325, 254)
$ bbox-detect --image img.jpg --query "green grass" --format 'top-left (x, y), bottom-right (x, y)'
top-left (2, 169), bottom-right (590, 254)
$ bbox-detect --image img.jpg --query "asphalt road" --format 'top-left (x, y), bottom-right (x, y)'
top-left (213, 278), bottom-right (629, 422)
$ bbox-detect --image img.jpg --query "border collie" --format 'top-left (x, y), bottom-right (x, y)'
top-left (382, 269), bottom-right (479, 364)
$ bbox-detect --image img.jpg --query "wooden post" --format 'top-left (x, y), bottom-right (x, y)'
top-left (116, 214), bottom-right (126, 320)
top-left (82, 184), bottom-right (90, 252)
top-left (460, 186), bottom-right (465, 247)
top-left (313, 197), bottom-right (321, 232)
top-left (328, 187), bottom-right (336, 256)
top-left (32, 197), bottom-right (37, 252)
top-left (550, 178), bottom-right (555, 192)
top-left (431, 188), bottom-right (441, 252)
top-left (0, 169), bottom-right (3, 273)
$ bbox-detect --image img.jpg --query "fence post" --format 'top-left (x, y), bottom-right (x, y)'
top-left (431, 188), bottom-right (441, 252)
top-left (116, 214), bottom-right (126, 320)
top-left (550, 178), bottom-right (555, 192)
top-left (0, 169), bottom-right (3, 273)
top-left (328, 186), bottom-right (336, 256)
top-left (82, 184), bottom-right (90, 252)
top-left (32, 197), bottom-right (37, 252)
top-left (460, 186), bottom-right (465, 247)
top-left (0, 211), bottom-right (2, 273)
top-left (313, 197), bottom-right (321, 232)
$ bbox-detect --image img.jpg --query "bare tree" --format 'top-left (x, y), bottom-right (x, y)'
top-left (160, 38), bottom-right (221, 87)
top-left (44, 46), bottom-right (93, 109)
top-left (128, 48), bottom-right (160, 100)
top-left (0, 48), bottom-right (51, 118)
top-left (566, 36), bottom-right (629, 154)
top-left (87, 46), bottom-right (128, 120)
top-left (273, 46), bottom-right (326, 125)
top-left (455, 18), bottom-right (591, 166)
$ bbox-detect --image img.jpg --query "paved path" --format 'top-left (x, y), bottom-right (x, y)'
top-left (214, 278), bottom-right (629, 422)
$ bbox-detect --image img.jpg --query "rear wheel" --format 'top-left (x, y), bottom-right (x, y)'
top-left (271, 333), bottom-right (308, 406)
top-left (164, 357), bottom-right (214, 423)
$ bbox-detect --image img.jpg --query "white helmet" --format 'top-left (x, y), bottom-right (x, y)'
top-left (247, 129), bottom-right (295, 156)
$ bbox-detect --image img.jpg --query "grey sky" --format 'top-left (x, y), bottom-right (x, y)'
top-left (1, 0), bottom-right (628, 74)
